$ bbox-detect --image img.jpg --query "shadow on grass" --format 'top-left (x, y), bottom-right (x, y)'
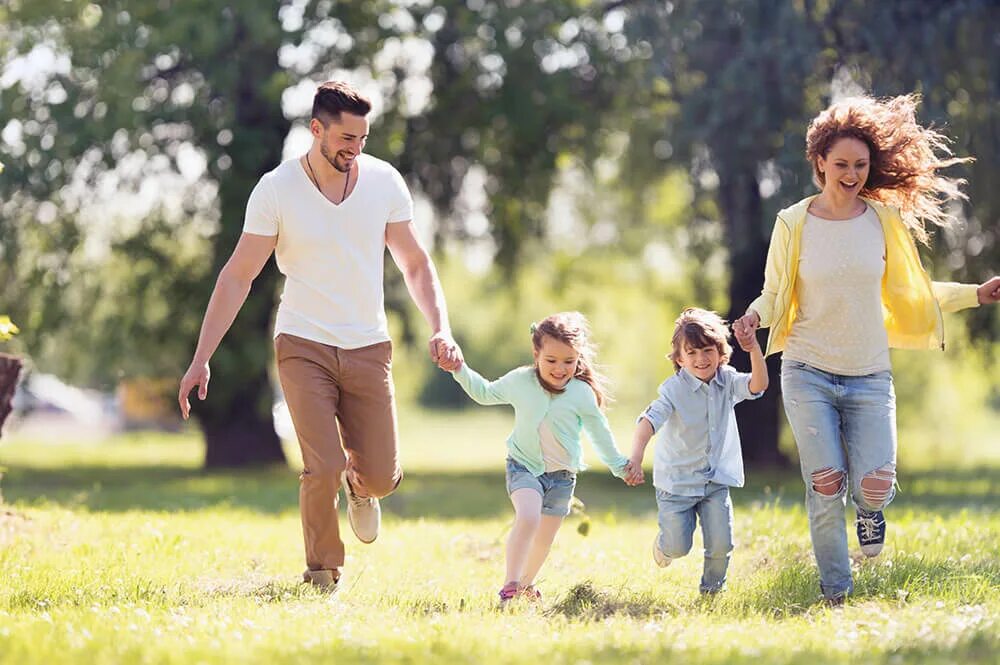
top-left (1, 461), bottom-right (998, 519)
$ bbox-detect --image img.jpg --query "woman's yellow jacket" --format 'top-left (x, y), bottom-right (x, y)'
top-left (748, 196), bottom-right (980, 357)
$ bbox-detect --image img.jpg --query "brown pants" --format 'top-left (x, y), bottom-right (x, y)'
top-left (275, 333), bottom-right (402, 571)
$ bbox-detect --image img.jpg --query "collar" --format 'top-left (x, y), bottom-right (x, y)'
top-left (678, 367), bottom-right (723, 392)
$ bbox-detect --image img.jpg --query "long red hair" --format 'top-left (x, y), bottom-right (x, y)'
top-left (806, 94), bottom-right (972, 244)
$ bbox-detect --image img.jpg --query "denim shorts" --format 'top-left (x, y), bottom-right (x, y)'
top-left (505, 458), bottom-right (577, 517)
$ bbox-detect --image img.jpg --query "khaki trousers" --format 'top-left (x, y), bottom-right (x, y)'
top-left (275, 333), bottom-right (402, 571)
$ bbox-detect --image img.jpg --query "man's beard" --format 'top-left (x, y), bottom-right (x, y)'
top-left (320, 143), bottom-right (351, 173)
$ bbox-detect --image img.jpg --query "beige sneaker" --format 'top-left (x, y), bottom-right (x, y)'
top-left (302, 568), bottom-right (339, 591)
top-left (342, 470), bottom-right (380, 543)
top-left (652, 535), bottom-right (672, 568)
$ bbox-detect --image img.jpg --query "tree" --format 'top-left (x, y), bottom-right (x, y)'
top-left (0, 1), bottom-right (391, 466)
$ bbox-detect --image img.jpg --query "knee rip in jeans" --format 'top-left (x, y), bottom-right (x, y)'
top-left (811, 467), bottom-right (846, 496)
top-left (861, 463), bottom-right (895, 507)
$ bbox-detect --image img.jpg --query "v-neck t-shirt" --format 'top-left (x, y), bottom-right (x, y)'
top-left (242, 154), bottom-right (413, 349)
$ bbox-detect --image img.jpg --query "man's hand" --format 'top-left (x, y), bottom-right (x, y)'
top-left (178, 361), bottom-right (210, 420)
top-left (977, 276), bottom-right (1000, 305)
top-left (429, 331), bottom-right (463, 372)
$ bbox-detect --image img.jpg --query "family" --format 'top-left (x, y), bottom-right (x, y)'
top-left (178, 81), bottom-right (1000, 605)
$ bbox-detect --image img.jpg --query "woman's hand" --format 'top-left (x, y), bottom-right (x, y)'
top-left (732, 310), bottom-right (761, 340)
top-left (977, 277), bottom-right (1000, 305)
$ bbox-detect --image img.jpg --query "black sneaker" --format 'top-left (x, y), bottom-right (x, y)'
top-left (856, 507), bottom-right (886, 557)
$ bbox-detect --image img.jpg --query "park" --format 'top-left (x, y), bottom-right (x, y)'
top-left (1, 1), bottom-right (999, 663)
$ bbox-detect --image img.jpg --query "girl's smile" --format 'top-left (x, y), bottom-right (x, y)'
top-left (534, 337), bottom-right (580, 390)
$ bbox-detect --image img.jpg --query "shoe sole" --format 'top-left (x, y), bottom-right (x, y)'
top-left (342, 471), bottom-right (379, 544)
top-left (652, 536), bottom-right (671, 568)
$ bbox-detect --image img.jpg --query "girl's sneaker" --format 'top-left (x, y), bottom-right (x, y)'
top-left (856, 508), bottom-right (886, 557)
top-left (519, 585), bottom-right (541, 602)
top-left (498, 581), bottom-right (520, 608)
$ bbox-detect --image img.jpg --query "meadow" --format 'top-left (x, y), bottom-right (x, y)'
top-left (1, 408), bottom-right (998, 664)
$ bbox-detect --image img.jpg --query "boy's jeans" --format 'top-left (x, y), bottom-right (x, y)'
top-left (781, 360), bottom-right (897, 600)
top-left (655, 482), bottom-right (734, 593)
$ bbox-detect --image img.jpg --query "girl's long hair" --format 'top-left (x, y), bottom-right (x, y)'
top-left (806, 93), bottom-right (972, 244)
top-left (531, 312), bottom-right (610, 408)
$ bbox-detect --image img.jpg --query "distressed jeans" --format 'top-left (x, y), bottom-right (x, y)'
top-left (781, 360), bottom-right (897, 599)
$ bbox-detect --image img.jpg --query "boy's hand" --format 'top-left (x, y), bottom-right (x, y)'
top-left (733, 321), bottom-right (759, 353)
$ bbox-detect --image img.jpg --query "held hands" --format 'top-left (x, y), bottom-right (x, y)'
top-left (178, 361), bottom-right (210, 420)
top-left (977, 277), bottom-right (1000, 305)
top-left (429, 331), bottom-right (463, 371)
top-left (732, 310), bottom-right (761, 353)
top-left (623, 456), bottom-right (645, 486)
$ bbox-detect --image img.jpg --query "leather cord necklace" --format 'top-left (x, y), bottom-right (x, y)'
top-left (306, 153), bottom-right (350, 203)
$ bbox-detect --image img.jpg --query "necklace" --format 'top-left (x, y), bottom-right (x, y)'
top-left (305, 153), bottom-right (351, 203)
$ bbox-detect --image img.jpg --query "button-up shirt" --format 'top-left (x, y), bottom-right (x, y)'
top-left (639, 365), bottom-right (762, 496)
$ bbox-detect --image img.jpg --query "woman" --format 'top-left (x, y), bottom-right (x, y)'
top-left (733, 94), bottom-right (1000, 603)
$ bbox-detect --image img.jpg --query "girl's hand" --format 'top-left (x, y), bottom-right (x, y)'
top-left (977, 276), bottom-right (1000, 305)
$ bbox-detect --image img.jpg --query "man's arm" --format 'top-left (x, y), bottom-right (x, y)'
top-left (385, 221), bottom-right (462, 370)
top-left (177, 232), bottom-right (276, 419)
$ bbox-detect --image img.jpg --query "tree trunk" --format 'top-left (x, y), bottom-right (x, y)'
top-left (190, 15), bottom-right (290, 468)
top-left (718, 166), bottom-right (790, 468)
top-left (0, 353), bottom-right (23, 438)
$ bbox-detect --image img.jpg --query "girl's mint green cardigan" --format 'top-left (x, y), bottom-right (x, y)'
top-left (451, 363), bottom-right (629, 478)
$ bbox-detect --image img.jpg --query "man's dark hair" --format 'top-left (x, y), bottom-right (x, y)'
top-left (311, 81), bottom-right (372, 125)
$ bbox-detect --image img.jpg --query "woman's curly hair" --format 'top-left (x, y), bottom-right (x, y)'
top-left (806, 94), bottom-right (972, 244)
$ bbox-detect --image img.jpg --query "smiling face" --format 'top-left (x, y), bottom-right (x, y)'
top-left (676, 343), bottom-right (722, 383)
top-left (312, 112), bottom-right (369, 173)
top-left (817, 136), bottom-right (871, 204)
top-left (533, 335), bottom-right (580, 390)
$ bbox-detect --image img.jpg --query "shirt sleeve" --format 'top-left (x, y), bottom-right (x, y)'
top-left (578, 390), bottom-right (629, 478)
top-left (386, 166), bottom-right (414, 224)
top-left (747, 215), bottom-right (790, 328)
top-left (637, 380), bottom-right (675, 433)
top-left (930, 281), bottom-right (980, 313)
top-left (728, 367), bottom-right (764, 404)
top-left (451, 363), bottom-right (512, 406)
top-left (243, 175), bottom-right (279, 236)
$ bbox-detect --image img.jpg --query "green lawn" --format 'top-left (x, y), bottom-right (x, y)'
top-left (1, 410), bottom-right (998, 664)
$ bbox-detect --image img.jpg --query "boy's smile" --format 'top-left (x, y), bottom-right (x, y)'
top-left (677, 344), bottom-right (722, 383)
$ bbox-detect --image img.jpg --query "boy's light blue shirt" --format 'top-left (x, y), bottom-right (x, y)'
top-left (452, 364), bottom-right (629, 478)
top-left (639, 365), bottom-right (762, 496)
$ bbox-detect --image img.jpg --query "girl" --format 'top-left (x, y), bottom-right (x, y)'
top-left (733, 94), bottom-right (1000, 603)
top-left (449, 312), bottom-right (642, 606)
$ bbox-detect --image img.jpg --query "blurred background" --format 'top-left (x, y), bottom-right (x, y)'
top-left (1, 0), bottom-right (998, 471)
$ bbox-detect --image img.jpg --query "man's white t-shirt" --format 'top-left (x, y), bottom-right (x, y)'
top-left (242, 153), bottom-right (413, 349)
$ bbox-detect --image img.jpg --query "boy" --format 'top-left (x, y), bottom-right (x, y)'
top-left (629, 308), bottom-right (768, 593)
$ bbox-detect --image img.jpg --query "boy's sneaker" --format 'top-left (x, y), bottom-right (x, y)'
top-left (342, 470), bottom-right (380, 544)
top-left (652, 535), bottom-right (673, 568)
top-left (302, 568), bottom-right (339, 592)
top-left (855, 507), bottom-right (886, 557)
top-left (498, 581), bottom-right (520, 608)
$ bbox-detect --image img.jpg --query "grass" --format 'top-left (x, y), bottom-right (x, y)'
top-left (0, 410), bottom-right (998, 664)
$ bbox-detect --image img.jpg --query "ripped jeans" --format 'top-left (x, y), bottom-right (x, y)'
top-left (781, 360), bottom-right (897, 599)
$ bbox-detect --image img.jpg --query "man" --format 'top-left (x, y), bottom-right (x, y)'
top-left (178, 81), bottom-right (461, 590)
